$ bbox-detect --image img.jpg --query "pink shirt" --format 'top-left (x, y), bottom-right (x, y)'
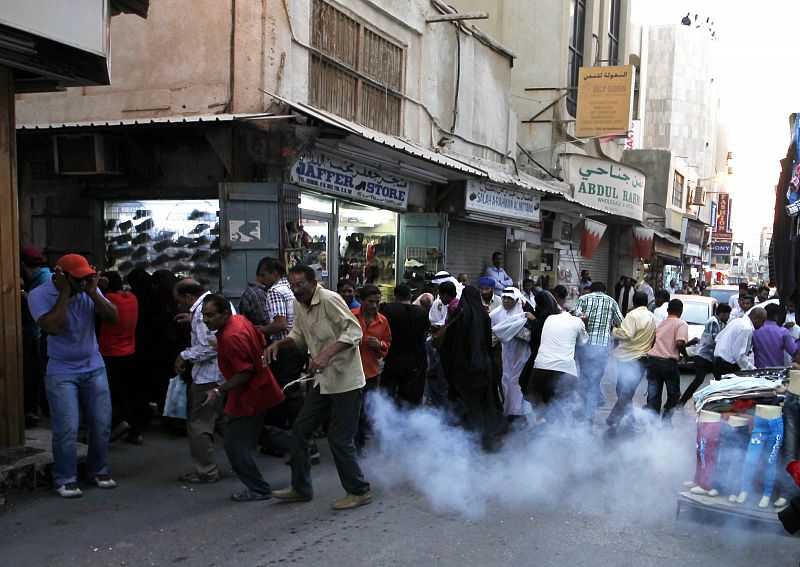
top-left (648, 317), bottom-right (688, 360)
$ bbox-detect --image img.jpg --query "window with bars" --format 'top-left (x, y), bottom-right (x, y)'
top-left (567, 0), bottom-right (586, 117)
top-left (309, 0), bottom-right (404, 136)
top-left (607, 0), bottom-right (621, 66)
top-left (673, 171), bottom-right (685, 208)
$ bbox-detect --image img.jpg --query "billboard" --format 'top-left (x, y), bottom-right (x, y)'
top-left (710, 241), bottom-right (732, 255)
top-left (712, 193), bottom-right (733, 241)
top-left (575, 66), bottom-right (635, 138)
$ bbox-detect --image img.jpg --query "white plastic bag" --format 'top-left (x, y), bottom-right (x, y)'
top-left (163, 375), bottom-right (188, 419)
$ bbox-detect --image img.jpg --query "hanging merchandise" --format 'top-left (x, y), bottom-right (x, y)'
top-left (786, 114), bottom-right (800, 215)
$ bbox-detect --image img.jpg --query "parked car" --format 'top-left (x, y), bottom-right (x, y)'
top-left (702, 284), bottom-right (738, 307)
top-left (670, 294), bottom-right (718, 368)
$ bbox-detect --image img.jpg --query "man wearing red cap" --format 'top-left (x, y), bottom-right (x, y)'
top-left (27, 254), bottom-right (120, 498)
top-left (20, 246), bottom-right (51, 426)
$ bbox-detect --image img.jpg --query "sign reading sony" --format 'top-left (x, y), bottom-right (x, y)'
top-left (465, 180), bottom-right (540, 222)
top-left (567, 155), bottom-right (645, 221)
top-left (290, 152), bottom-right (409, 210)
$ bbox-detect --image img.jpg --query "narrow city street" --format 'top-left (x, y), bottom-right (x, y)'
top-left (2, 373), bottom-right (797, 567)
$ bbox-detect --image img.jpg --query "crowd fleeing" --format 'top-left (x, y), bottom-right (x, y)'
top-left (19, 245), bottom-right (798, 506)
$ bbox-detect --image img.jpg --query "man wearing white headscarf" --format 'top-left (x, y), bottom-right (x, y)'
top-left (490, 287), bottom-right (534, 420)
top-left (429, 271), bottom-right (464, 328)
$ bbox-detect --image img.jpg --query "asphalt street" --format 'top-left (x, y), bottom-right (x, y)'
top-left (1, 371), bottom-right (799, 567)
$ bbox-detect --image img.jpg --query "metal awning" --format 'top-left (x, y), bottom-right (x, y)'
top-left (16, 112), bottom-right (275, 130)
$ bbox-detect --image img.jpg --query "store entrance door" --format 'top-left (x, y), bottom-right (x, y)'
top-left (219, 182), bottom-right (280, 302)
top-left (297, 213), bottom-right (332, 289)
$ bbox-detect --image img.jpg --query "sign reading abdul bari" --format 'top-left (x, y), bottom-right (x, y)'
top-left (575, 65), bottom-right (635, 138)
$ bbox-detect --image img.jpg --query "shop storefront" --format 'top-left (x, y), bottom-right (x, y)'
top-left (682, 218), bottom-right (706, 281)
top-left (564, 154), bottom-right (646, 286)
top-left (288, 150), bottom-right (416, 299)
top-left (445, 180), bottom-right (541, 285)
top-left (652, 234), bottom-right (684, 289)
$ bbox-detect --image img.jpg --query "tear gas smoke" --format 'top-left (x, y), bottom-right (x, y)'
top-left (363, 393), bottom-right (694, 522)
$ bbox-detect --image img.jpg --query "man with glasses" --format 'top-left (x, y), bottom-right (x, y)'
top-left (266, 264), bottom-right (373, 510)
top-left (28, 254), bottom-right (120, 498)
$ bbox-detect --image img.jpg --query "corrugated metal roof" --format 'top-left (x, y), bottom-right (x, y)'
top-left (485, 168), bottom-right (567, 196)
top-left (16, 113), bottom-right (274, 130)
top-left (260, 94), bottom-right (487, 177)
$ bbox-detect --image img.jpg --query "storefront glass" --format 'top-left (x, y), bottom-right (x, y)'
top-left (104, 199), bottom-right (220, 284)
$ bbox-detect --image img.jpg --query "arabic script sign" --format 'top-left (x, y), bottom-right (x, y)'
top-left (566, 155), bottom-right (645, 221)
top-left (290, 152), bottom-right (409, 210)
top-left (464, 180), bottom-right (540, 222)
top-left (575, 65), bottom-right (635, 138)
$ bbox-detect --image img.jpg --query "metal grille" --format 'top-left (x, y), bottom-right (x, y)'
top-left (308, 0), bottom-right (404, 136)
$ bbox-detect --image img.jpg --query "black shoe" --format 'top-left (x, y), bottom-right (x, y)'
top-left (284, 452), bottom-right (321, 466)
top-left (260, 446), bottom-right (285, 458)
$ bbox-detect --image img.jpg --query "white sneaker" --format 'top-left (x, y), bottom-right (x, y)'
top-left (90, 474), bottom-right (117, 489)
top-left (56, 483), bottom-right (83, 498)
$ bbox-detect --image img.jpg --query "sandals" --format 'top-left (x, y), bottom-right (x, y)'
top-left (177, 472), bottom-right (218, 484)
top-left (231, 489), bottom-right (271, 502)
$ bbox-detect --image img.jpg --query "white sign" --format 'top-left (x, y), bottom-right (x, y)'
top-left (465, 180), bottom-right (540, 222)
top-left (566, 155), bottom-right (645, 221)
top-left (290, 152), bottom-right (409, 210)
top-left (229, 220), bottom-right (261, 243)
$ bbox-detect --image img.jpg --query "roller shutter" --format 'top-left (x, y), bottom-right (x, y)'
top-left (447, 220), bottom-right (506, 283)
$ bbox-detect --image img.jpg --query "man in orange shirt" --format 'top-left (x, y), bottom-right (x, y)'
top-left (352, 284), bottom-right (392, 450)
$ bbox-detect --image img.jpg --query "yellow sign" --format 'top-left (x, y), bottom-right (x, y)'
top-left (575, 65), bottom-right (635, 138)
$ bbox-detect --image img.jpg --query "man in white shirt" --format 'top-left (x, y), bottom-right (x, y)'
top-left (729, 294), bottom-right (755, 320)
top-left (666, 279), bottom-right (678, 294)
top-left (485, 252), bottom-right (513, 296)
top-left (653, 290), bottom-right (670, 324)
top-left (637, 280), bottom-right (655, 306)
top-left (713, 307), bottom-right (767, 379)
top-left (729, 283), bottom-right (750, 310)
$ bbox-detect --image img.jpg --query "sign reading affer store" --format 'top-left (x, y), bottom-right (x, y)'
top-left (575, 65), bottom-right (636, 138)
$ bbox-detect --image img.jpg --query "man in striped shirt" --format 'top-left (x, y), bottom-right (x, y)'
top-left (574, 281), bottom-right (623, 426)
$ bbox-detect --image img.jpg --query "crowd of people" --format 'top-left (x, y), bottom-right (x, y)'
top-left (18, 244), bottom-right (798, 507)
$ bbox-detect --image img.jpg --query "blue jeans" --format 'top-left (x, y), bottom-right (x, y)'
top-left (44, 367), bottom-right (112, 486)
top-left (776, 391), bottom-right (800, 499)
top-left (742, 416), bottom-right (783, 496)
top-left (578, 344), bottom-right (610, 422)
top-left (740, 415), bottom-right (784, 498)
top-left (606, 357), bottom-right (647, 428)
top-left (711, 422), bottom-right (750, 495)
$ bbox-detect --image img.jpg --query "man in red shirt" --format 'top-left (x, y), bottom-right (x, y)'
top-left (201, 294), bottom-right (285, 502)
top-left (352, 284), bottom-right (392, 450)
top-left (98, 272), bottom-right (142, 444)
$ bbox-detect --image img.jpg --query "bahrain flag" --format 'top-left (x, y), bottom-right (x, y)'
top-left (631, 227), bottom-right (654, 260)
top-left (581, 219), bottom-right (607, 259)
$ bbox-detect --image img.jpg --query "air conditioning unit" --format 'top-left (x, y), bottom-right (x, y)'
top-left (691, 186), bottom-right (705, 206)
top-left (54, 134), bottom-right (121, 175)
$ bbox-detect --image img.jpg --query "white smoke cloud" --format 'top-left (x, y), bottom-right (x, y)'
top-left (363, 393), bottom-right (695, 522)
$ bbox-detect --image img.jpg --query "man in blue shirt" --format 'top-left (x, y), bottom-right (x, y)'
top-left (485, 252), bottom-right (513, 296)
top-left (28, 254), bottom-right (119, 498)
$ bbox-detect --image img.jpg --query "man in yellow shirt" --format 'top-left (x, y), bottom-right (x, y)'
top-left (266, 265), bottom-right (373, 510)
top-left (605, 292), bottom-right (656, 437)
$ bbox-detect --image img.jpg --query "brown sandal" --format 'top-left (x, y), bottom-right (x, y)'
top-left (177, 472), bottom-right (218, 484)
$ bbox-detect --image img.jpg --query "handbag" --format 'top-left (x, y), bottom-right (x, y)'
top-left (163, 375), bottom-right (188, 419)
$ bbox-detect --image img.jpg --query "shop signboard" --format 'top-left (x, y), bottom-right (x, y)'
top-left (712, 193), bottom-right (733, 241)
top-left (710, 241), bottom-right (732, 255)
top-left (682, 218), bottom-right (704, 246)
top-left (683, 243), bottom-right (701, 257)
top-left (575, 65), bottom-right (635, 138)
top-left (290, 152), bottom-right (409, 211)
top-left (653, 236), bottom-right (682, 259)
top-left (567, 155), bottom-right (645, 221)
top-left (464, 180), bottom-right (540, 222)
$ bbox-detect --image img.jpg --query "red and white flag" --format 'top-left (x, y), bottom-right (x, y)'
top-left (631, 227), bottom-right (654, 260)
top-left (581, 219), bottom-right (607, 260)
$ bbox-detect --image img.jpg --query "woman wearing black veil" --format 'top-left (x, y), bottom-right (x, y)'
top-left (438, 285), bottom-right (506, 449)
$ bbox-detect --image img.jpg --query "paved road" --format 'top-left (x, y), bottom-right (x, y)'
top-left (1, 372), bottom-right (798, 566)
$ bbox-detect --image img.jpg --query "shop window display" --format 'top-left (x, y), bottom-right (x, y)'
top-left (338, 205), bottom-right (396, 300)
top-left (104, 199), bottom-right (220, 285)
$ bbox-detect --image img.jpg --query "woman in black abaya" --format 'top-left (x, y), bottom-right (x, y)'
top-left (439, 285), bottom-right (506, 449)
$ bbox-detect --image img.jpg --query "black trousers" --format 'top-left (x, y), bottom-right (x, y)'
top-left (355, 377), bottom-right (380, 449)
top-left (103, 355), bottom-right (148, 436)
top-left (380, 355), bottom-right (426, 406)
top-left (290, 385), bottom-right (370, 497)
top-left (713, 357), bottom-right (740, 381)
top-left (680, 356), bottom-right (714, 404)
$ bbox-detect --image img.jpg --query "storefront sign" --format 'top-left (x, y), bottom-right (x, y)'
top-left (575, 65), bottom-right (635, 137)
top-left (682, 218), bottom-right (704, 246)
top-left (713, 193), bottom-right (733, 241)
top-left (684, 244), bottom-right (701, 257)
top-left (464, 180), bottom-right (540, 222)
top-left (580, 219), bottom-right (607, 260)
top-left (653, 236), bottom-right (682, 259)
top-left (290, 152), bottom-right (409, 210)
top-left (685, 256), bottom-right (703, 267)
top-left (567, 155), bottom-right (645, 221)
top-left (710, 241), bottom-right (732, 255)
